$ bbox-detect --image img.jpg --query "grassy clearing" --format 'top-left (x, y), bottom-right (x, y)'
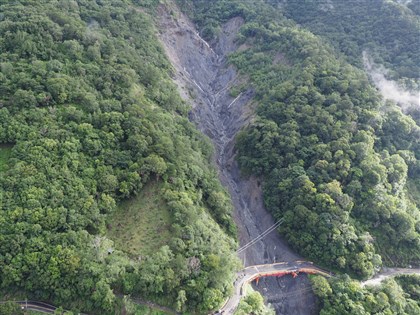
top-left (107, 182), bottom-right (172, 256)
top-left (0, 144), bottom-right (13, 172)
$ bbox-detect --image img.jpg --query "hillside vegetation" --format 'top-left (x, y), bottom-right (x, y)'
top-left (280, 0), bottom-right (420, 81)
top-left (1, 0), bottom-right (419, 313)
top-left (311, 274), bottom-right (420, 314)
top-left (0, 144), bottom-right (12, 172)
top-left (106, 182), bottom-right (172, 256)
top-left (182, 0), bottom-right (420, 278)
top-left (0, 0), bottom-right (238, 313)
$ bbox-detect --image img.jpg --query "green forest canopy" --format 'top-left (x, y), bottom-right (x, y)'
top-left (311, 274), bottom-right (420, 315)
top-left (279, 0), bottom-right (420, 81)
top-left (0, 0), bottom-right (238, 313)
top-left (0, 0), bottom-right (419, 314)
top-left (183, 0), bottom-right (420, 278)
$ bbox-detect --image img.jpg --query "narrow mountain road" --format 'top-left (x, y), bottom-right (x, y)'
top-left (361, 267), bottom-right (420, 287)
top-left (217, 261), bottom-right (332, 315)
top-left (217, 264), bottom-right (420, 314)
top-left (1, 266), bottom-right (417, 315)
top-left (3, 265), bottom-right (416, 315)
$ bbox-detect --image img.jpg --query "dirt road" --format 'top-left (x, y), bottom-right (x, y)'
top-left (361, 267), bottom-right (420, 287)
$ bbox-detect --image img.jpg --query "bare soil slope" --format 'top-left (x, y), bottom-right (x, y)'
top-left (157, 3), bottom-right (318, 314)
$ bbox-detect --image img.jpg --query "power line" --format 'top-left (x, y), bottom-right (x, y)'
top-left (237, 219), bottom-right (284, 253)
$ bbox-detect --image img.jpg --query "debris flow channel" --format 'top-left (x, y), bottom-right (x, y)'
top-left (158, 5), bottom-right (318, 315)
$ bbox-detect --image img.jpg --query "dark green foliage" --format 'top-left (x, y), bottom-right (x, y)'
top-left (312, 275), bottom-right (420, 315)
top-left (177, 0), bottom-right (279, 41)
top-left (0, 301), bottom-right (24, 315)
top-left (280, 0), bottom-right (420, 80)
top-left (185, 0), bottom-right (420, 278)
top-left (0, 0), bottom-right (237, 313)
top-left (396, 274), bottom-right (420, 303)
top-left (0, 144), bottom-right (13, 173)
top-left (235, 291), bottom-right (266, 315)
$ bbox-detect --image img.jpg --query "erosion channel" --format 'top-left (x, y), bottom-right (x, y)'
top-left (157, 5), bottom-right (318, 315)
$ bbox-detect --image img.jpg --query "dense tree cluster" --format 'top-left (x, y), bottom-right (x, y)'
top-left (311, 274), bottom-right (420, 314)
top-left (235, 290), bottom-right (273, 315)
top-left (279, 0), bottom-right (420, 80)
top-left (0, 0), bottom-right (238, 313)
top-left (184, 0), bottom-right (420, 279)
top-left (2, 0), bottom-right (419, 312)
top-left (0, 301), bottom-right (24, 315)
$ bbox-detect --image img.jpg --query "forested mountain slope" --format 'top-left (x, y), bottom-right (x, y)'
top-left (279, 0), bottom-right (420, 81)
top-left (279, 0), bottom-right (420, 123)
top-left (0, 1), bottom-right (238, 313)
top-left (1, 0), bottom-right (419, 314)
top-left (311, 274), bottom-right (420, 314)
top-left (181, 0), bottom-right (420, 278)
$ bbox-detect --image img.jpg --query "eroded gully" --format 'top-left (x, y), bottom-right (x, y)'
top-left (157, 5), bottom-right (318, 315)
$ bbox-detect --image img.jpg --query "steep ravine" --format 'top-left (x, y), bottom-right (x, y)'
top-left (157, 4), bottom-right (318, 315)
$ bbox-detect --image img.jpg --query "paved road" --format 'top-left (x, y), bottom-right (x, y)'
top-left (216, 261), bottom-right (332, 315)
top-left (216, 263), bottom-right (420, 315)
top-left (2, 265), bottom-right (419, 315)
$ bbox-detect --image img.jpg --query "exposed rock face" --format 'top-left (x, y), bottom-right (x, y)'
top-left (157, 4), bottom-right (318, 314)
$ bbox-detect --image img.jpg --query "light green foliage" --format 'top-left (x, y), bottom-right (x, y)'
top-left (280, 0), bottom-right (420, 80)
top-left (312, 275), bottom-right (420, 315)
top-left (0, 0), bottom-right (237, 313)
top-left (235, 292), bottom-right (264, 315)
top-left (310, 276), bottom-right (332, 298)
top-left (53, 307), bottom-right (74, 315)
top-left (235, 286), bottom-right (274, 315)
top-left (107, 182), bottom-right (172, 256)
top-left (0, 302), bottom-right (24, 315)
top-left (185, 0), bottom-right (419, 278)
